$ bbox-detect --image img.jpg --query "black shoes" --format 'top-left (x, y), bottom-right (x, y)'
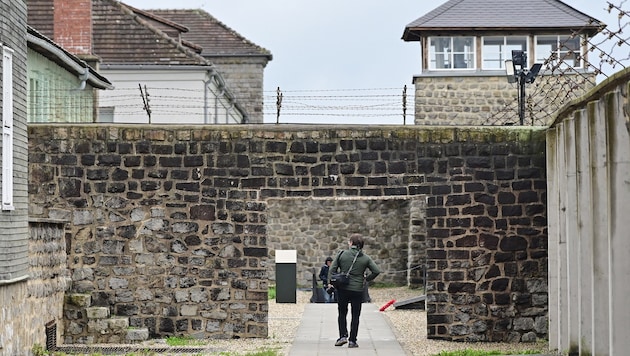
top-left (334, 337), bottom-right (347, 346)
top-left (348, 341), bottom-right (359, 348)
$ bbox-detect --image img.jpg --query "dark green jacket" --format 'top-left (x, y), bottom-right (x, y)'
top-left (328, 246), bottom-right (381, 292)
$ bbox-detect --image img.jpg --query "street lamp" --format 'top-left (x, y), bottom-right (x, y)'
top-left (505, 50), bottom-right (542, 125)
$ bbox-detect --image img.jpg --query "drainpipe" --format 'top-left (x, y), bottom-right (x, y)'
top-left (204, 70), bottom-right (215, 124)
top-left (215, 88), bottom-right (225, 124)
top-left (77, 64), bottom-right (89, 90)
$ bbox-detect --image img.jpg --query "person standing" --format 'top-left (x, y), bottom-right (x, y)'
top-left (318, 256), bottom-right (334, 303)
top-left (328, 233), bottom-right (381, 348)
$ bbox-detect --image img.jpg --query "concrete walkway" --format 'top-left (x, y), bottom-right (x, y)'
top-left (287, 303), bottom-right (408, 356)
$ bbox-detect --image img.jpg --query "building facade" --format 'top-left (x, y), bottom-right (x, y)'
top-left (27, 26), bottom-right (113, 123)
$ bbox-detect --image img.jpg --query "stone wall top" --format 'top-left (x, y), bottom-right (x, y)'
top-left (27, 124), bottom-right (545, 144)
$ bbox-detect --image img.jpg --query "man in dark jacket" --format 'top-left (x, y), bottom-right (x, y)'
top-left (319, 256), bottom-right (334, 303)
top-left (328, 233), bottom-right (381, 348)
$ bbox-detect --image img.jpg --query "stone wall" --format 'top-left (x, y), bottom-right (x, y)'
top-left (28, 124), bottom-right (547, 343)
top-left (267, 197), bottom-right (420, 287)
top-left (213, 57), bottom-right (268, 124)
top-left (0, 220), bottom-right (69, 356)
top-left (413, 73), bottom-right (595, 126)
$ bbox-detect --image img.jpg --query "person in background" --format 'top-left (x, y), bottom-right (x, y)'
top-left (328, 233), bottom-right (381, 349)
top-left (319, 256), bottom-right (334, 303)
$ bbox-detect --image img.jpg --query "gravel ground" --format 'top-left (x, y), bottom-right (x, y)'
top-left (113, 287), bottom-right (551, 355)
top-left (163, 286), bottom-right (550, 355)
top-left (369, 287), bottom-right (551, 356)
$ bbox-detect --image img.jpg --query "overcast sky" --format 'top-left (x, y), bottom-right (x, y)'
top-left (121, 0), bottom-right (623, 124)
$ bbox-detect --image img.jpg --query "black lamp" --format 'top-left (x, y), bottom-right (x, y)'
top-left (505, 50), bottom-right (541, 125)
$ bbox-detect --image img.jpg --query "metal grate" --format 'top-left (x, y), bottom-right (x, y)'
top-left (45, 320), bottom-right (57, 351)
top-left (53, 345), bottom-right (219, 355)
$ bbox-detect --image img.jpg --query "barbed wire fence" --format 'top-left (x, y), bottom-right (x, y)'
top-left (487, 0), bottom-right (630, 126)
top-left (265, 0), bottom-right (629, 126)
top-left (264, 86), bottom-right (414, 125)
top-left (27, 1), bottom-right (628, 126)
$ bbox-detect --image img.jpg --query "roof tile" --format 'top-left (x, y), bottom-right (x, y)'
top-left (147, 9), bottom-right (271, 59)
top-left (403, 0), bottom-right (604, 40)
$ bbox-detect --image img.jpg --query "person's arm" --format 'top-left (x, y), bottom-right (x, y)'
top-left (319, 266), bottom-right (327, 283)
top-left (364, 256), bottom-right (381, 282)
top-left (328, 252), bottom-right (341, 282)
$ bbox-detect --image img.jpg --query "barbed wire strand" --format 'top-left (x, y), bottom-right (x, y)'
top-left (28, 1), bottom-right (628, 125)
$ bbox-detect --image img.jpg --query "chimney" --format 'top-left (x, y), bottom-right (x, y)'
top-left (53, 0), bottom-right (93, 56)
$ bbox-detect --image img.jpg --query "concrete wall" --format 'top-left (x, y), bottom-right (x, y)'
top-left (546, 67), bottom-right (630, 356)
top-left (28, 124), bottom-right (547, 343)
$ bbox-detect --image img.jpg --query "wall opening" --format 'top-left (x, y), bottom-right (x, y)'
top-left (266, 196), bottom-right (427, 288)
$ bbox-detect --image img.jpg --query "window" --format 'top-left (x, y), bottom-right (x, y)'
top-left (2, 46), bottom-right (14, 211)
top-left (536, 35), bottom-right (583, 69)
top-left (429, 37), bottom-right (475, 70)
top-left (482, 36), bottom-right (528, 69)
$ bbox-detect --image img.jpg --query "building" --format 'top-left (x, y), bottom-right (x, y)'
top-left (402, 0), bottom-right (603, 125)
top-left (0, 2), bottom-right (49, 355)
top-left (136, 8), bottom-right (272, 124)
top-left (26, 0), bottom-right (255, 124)
top-left (27, 25), bottom-right (113, 123)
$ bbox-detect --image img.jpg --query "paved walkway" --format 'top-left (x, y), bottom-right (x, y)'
top-left (287, 303), bottom-right (408, 356)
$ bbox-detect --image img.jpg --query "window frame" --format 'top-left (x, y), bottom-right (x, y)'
top-left (428, 36), bottom-right (476, 70)
top-left (2, 45), bottom-right (14, 211)
top-left (482, 35), bottom-right (529, 70)
top-left (535, 34), bottom-right (584, 69)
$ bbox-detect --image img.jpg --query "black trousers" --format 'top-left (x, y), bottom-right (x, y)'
top-left (336, 289), bottom-right (363, 342)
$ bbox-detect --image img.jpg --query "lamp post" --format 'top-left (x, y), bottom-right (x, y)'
top-left (505, 50), bottom-right (542, 125)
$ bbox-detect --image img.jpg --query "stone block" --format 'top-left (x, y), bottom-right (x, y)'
top-left (88, 319), bottom-right (110, 333)
top-left (108, 317), bottom-right (129, 331)
top-left (66, 293), bottom-right (92, 307)
top-left (126, 328), bottom-right (149, 342)
top-left (86, 307), bottom-right (109, 319)
top-left (180, 304), bottom-right (198, 316)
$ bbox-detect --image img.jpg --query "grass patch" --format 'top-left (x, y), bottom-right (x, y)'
top-left (165, 335), bottom-right (205, 346)
top-left (218, 348), bottom-right (279, 356)
top-left (268, 285), bottom-right (276, 300)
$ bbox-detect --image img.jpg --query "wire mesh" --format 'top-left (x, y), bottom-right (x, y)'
top-left (487, 0), bottom-right (630, 126)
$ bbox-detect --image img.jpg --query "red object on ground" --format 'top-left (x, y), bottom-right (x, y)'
top-left (379, 299), bottom-right (396, 311)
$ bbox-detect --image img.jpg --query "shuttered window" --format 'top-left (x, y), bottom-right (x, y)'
top-left (2, 46), bottom-right (14, 211)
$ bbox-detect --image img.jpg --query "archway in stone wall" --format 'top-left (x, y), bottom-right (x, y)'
top-left (266, 197), bottom-right (427, 288)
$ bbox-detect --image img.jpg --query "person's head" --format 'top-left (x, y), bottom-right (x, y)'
top-left (325, 256), bottom-right (333, 266)
top-left (348, 233), bottom-right (364, 249)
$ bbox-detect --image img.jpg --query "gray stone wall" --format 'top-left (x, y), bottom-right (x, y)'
top-left (413, 74), bottom-right (595, 126)
top-left (27, 220), bottom-right (70, 348)
top-left (0, 220), bottom-right (68, 356)
top-left (212, 57), bottom-right (268, 124)
top-left (27, 124), bottom-right (547, 343)
top-left (267, 197), bottom-right (418, 287)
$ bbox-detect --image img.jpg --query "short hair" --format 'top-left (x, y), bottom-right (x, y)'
top-left (325, 256), bottom-right (333, 263)
top-left (349, 233), bottom-right (364, 249)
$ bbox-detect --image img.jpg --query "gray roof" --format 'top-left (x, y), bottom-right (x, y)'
top-left (403, 0), bottom-right (604, 40)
